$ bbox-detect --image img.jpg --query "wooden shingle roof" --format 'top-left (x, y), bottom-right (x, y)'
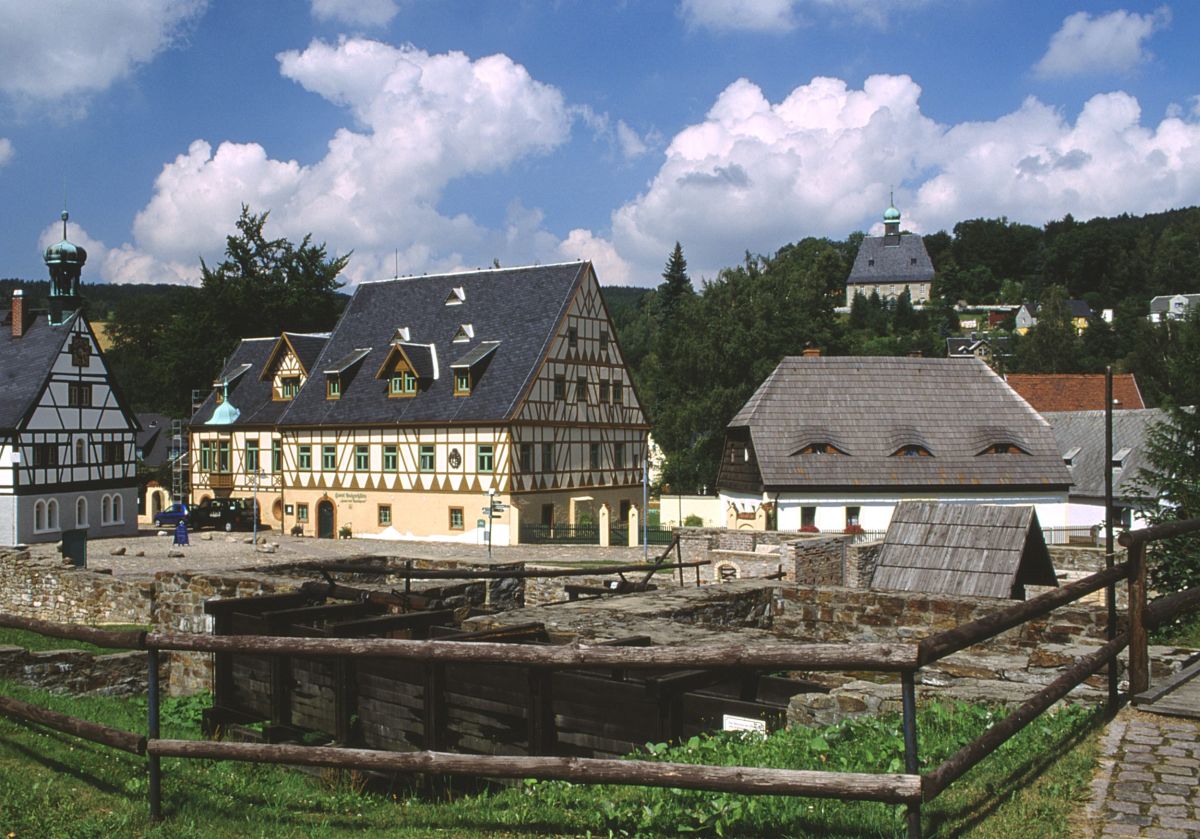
top-left (871, 502), bottom-right (1058, 599)
top-left (723, 357), bottom-right (1070, 492)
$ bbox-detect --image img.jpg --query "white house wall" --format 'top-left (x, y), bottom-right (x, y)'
top-left (720, 490), bottom-right (1069, 533)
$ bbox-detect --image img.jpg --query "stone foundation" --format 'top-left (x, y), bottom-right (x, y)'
top-left (0, 645), bottom-right (162, 697)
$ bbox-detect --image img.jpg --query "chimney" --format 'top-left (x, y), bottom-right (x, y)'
top-left (801, 344), bottom-right (821, 357)
top-left (11, 289), bottom-right (23, 339)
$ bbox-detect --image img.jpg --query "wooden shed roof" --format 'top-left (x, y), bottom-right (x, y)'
top-left (870, 502), bottom-right (1058, 599)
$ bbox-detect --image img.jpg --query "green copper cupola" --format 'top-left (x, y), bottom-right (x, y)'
top-left (883, 192), bottom-right (901, 237)
top-left (44, 210), bottom-right (87, 325)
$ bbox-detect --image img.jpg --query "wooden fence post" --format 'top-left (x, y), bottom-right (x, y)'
top-left (901, 670), bottom-right (920, 839)
top-left (148, 649), bottom-right (162, 821)
top-left (1127, 542), bottom-right (1149, 697)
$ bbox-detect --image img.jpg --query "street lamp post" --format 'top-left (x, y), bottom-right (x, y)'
top-left (252, 469), bottom-right (262, 548)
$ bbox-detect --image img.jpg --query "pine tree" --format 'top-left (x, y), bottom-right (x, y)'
top-left (656, 242), bottom-right (693, 322)
top-left (1136, 405), bottom-right (1200, 593)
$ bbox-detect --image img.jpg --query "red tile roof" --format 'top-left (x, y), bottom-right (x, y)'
top-left (1005, 373), bottom-right (1145, 413)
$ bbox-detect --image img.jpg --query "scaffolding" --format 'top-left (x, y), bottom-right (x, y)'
top-left (170, 418), bottom-right (189, 504)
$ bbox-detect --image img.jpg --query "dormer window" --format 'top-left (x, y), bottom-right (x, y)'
top-left (393, 326), bottom-right (411, 342)
top-left (450, 341), bottom-right (498, 400)
top-left (453, 324), bottom-right (474, 342)
top-left (1112, 447), bottom-right (1131, 469)
top-left (454, 369), bottom-right (471, 396)
top-left (326, 375), bottom-right (341, 400)
top-left (867, 258), bottom-right (875, 267)
top-left (1063, 446), bottom-right (1081, 467)
top-left (980, 443), bottom-right (1028, 455)
top-left (389, 370), bottom-right (417, 397)
top-left (280, 377), bottom-right (300, 400)
top-left (445, 287), bottom-right (466, 306)
top-left (797, 442), bottom-right (846, 455)
top-left (891, 445), bottom-right (931, 457)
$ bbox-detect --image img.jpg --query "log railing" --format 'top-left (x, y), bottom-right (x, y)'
top-left (1, 517), bottom-right (1199, 837)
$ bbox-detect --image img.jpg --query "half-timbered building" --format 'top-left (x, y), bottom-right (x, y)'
top-left (189, 262), bottom-right (648, 543)
top-left (0, 213), bottom-right (139, 544)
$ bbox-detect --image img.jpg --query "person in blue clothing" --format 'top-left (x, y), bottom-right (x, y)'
top-left (173, 519), bottom-right (189, 546)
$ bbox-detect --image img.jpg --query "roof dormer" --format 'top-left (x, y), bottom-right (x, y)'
top-left (445, 286), bottom-right (466, 306)
top-left (322, 348), bottom-right (371, 400)
top-left (452, 323), bottom-right (474, 343)
top-left (375, 341), bottom-right (438, 398)
top-left (450, 341), bottom-right (499, 398)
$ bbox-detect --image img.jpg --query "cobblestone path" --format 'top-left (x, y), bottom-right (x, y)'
top-left (1084, 710), bottom-right (1200, 837)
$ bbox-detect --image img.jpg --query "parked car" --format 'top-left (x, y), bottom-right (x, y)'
top-left (187, 498), bottom-right (260, 532)
top-left (153, 503), bottom-right (190, 528)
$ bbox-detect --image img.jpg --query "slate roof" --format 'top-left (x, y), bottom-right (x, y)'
top-left (846, 235), bottom-right (934, 287)
top-left (1005, 374), bottom-right (1145, 413)
top-left (871, 501), bottom-right (1058, 599)
top-left (197, 263), bottom-right (590, 429)
top-left (191, 337), bottom-right (292, 427)
top-left (1048, 408), bottom-right (1166, 503)
top-left (1020, 300), bottom-right (1093, 320)
top-left (135, 412), bottom-right (175, 467)
top-left (724, 357), bottom-right (1070, 491)
top-left (279, 264), bottom-right (585, 426)
top-left (946, 335), bottom-right (1012, 358)
top-left (0, 310), bottom-right (76, 431)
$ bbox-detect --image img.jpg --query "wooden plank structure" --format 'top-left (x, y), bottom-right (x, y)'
top-left (201, 587), bottom-right (820, 758)
top-left (872, 502), bottom-right (1058, 599)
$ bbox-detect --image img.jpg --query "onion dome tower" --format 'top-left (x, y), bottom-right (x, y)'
top-left (44, 210), bottom-right (87, 325)
top-left (883, 193), bottom-right (902, 237)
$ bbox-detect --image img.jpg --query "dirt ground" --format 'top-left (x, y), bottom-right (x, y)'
top-left (27, 527), bottom-right (653, 577)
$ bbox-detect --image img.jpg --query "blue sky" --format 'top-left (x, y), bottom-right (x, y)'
top-left (1, 1), bottom-right (1197, 287)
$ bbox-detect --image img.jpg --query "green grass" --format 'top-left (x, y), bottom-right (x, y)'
top-left (1152, 608), bottom-right (1200, 647)
top-left (0, 625), bottom-right (146, 655)
top-left (0, 681), bottom-right (1103, 838)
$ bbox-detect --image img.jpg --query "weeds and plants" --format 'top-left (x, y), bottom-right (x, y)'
top-left (0, 679), bottom-right (1103, 838)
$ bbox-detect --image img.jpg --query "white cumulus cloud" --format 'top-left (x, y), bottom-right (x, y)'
top-left (581, 74), bottom-right (1200, 285)
top-left (0, 0), bottom-right (205, 102)
top-left (311, 0), bottom-right (400, 28)
top-left (102, 38), bottom-right (572, 285)
top-left (1034, 7), bottom-right (1170, 79)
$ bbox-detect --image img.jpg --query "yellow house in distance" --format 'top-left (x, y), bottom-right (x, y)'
top-left (188, 262), bottom-right (649, 544)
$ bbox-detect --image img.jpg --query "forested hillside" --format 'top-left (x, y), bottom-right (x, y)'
top-left (4, 206), bottom-right (1197, 492)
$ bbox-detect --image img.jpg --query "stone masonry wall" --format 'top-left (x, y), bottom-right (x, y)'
top-left (0, 550), bottom-right (154, 625)
top-left (0, 646), bottom-right (162, 697)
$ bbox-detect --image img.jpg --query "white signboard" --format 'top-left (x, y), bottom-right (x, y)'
top-left (722, 714), bottom-right (766, 733)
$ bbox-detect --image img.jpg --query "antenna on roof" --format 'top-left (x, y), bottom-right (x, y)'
top-left (394, 249), bottom-right (399, 280)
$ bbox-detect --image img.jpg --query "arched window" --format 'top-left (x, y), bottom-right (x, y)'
top-left (979, 443), bottom-right (1029, 455)
top-left (34, 500), bottom-right (46, 532)
top-left (47, 499), bottom-right (59, 531)
top-left (76, 497), bottom-right (88, 528)
top-left (112, 494), bottom-right (123, 523)
top-left (75, 439), bottom-right (85, 464)
top-left (102, 495), bottom-right (112, 524)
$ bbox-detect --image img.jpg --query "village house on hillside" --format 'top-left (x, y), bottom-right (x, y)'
top-left (1148, 293), bottom-right (1200, 322)
top-left (1048, 408), bottom-right (1164, 531)
top-left (1005, 373), bottom-right (1145, 413)
top-left (844, 199), bottom-right (934, 306)
top-left (189, 262), bottom-right (649, 544)
top-left (0, 213), bottom-right (140, 545)
top-left (1014, 299), bottom-right (1093, 334)
top-left (716, 356), bottom-right (1070, 534)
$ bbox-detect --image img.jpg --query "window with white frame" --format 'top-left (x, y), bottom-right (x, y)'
top-left (76, 497), bottom-right (88, 528)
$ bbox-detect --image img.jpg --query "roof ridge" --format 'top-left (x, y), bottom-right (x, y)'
top-left (358, 260), bottom-right (588, 286)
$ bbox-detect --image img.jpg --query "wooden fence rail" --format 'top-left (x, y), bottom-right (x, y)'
top-left (147, 740), bottom-right (923, 804)
top-left (0, 695), bottom-right (147, 755)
